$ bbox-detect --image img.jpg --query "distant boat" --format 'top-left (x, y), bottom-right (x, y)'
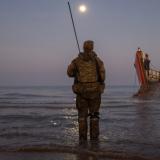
top-left (134, 48), bottom-right (160, 96)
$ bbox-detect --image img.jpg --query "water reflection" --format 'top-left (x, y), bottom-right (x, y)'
top-left (135, 98), bottom-right (156, 142)
top-left (76, 140), bottom-right (100, 160)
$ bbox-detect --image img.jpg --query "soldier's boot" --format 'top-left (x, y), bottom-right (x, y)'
top-left (90, 112), bottom-right (99, 141)
top-left (78, 118), bottom-right (88, 142)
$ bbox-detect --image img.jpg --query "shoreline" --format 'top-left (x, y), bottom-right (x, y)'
top-left (0, 144), bottom-right (158, 160)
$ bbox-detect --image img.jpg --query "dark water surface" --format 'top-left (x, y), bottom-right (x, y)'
top-left (0, 85), bottom-right (160, 160)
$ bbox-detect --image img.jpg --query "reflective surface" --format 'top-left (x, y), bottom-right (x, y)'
top-left (0, 85), bottom-right (160, 159)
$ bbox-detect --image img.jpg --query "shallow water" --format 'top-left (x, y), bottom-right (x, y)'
top-left (0, 85), bottom-right (160, 159)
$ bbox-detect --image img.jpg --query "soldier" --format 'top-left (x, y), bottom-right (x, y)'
top-left (144, 53), bottom-right (150, 77)
top-left (67, 40), bottom-right (105, 142)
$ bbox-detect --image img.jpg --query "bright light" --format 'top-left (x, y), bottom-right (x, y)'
top-left (79, 5), bottom-right (87, 13)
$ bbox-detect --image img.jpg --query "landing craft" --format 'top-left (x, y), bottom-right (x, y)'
top-left (134, 48), bottom-right (160, 96)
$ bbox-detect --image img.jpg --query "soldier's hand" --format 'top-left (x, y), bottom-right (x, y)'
top-left (68, 63), bottom-right (75, 70)
top-left (67, 62), bottom-right (76, 77)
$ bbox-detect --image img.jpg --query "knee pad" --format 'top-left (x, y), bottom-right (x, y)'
top-left (89, 112), bottom-right (99, 119)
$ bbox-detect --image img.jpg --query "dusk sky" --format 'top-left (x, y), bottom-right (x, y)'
top-left (0, 0), bottom-right (160, 86)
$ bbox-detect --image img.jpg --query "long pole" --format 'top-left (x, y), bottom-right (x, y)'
top-left (67, 1), bottom-right (80, 53)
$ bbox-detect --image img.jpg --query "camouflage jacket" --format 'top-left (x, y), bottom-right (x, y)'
top-left (67, 52), bottom-right (105, 97)
top-left (67, 52), bottom-right (105, 83)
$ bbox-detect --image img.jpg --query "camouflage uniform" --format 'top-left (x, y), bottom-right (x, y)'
top-left (67, 40), bottom-right (105, 141)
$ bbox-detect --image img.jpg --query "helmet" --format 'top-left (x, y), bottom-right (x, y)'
top-left (83, 40), bottom-right (94, 51)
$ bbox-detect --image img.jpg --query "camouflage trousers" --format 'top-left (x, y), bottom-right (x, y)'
top-left (76, 94), bottom-right (101, 141)
top-left (76, 94), bottom-right (101, 118)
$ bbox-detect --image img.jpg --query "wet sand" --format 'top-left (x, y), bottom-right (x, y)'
top-left (0, 143), bottom-right (158, 160)
top-left (0, 151), bottom-right (157, 160)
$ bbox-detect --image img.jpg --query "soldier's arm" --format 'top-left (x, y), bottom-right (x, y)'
top-left (67, 60), bottom-right (77, 77)
top-left (96, 57), bottom-right (105, 82)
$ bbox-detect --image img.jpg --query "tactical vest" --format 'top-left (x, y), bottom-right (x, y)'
top-left (72, 55), bottom-right (105, 97)
top-left (76, 58), bottom-right (97, 83)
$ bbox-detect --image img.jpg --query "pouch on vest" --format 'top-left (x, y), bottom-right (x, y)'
top-left (72, 82), bottom-right (105, 99)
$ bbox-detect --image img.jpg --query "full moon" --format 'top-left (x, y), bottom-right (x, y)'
top-left (79, 5), bottom-right (87, 13)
